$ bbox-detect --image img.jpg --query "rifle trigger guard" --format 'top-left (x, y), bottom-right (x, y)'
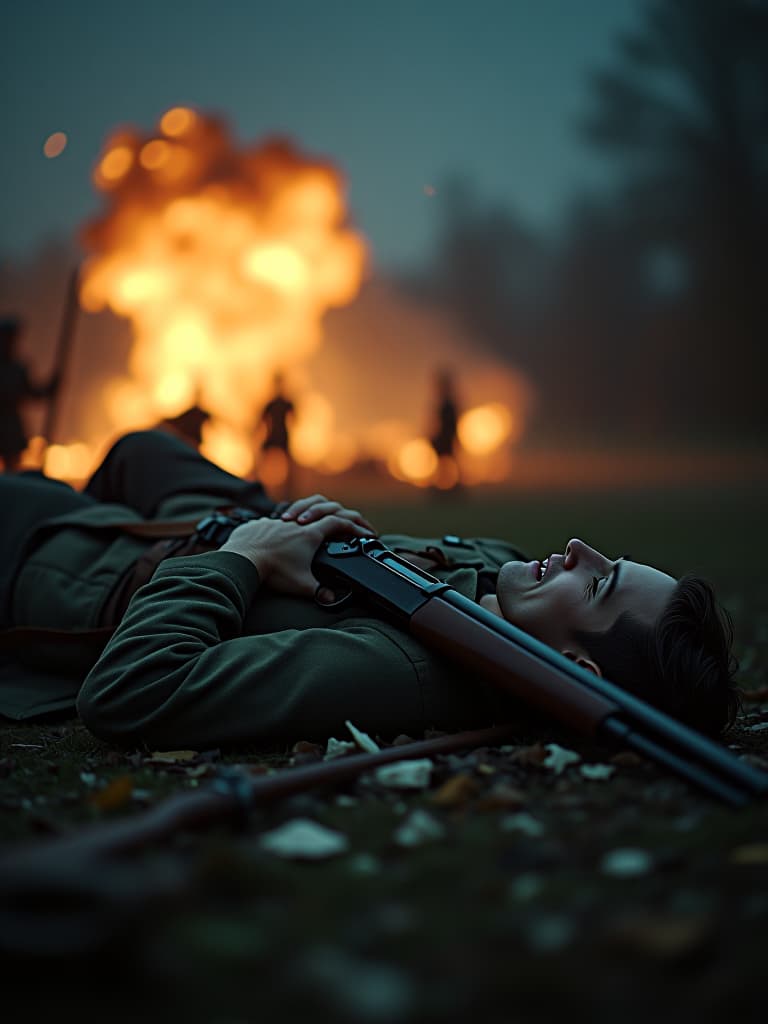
top-left (314, 585), bottom-right (353, 610)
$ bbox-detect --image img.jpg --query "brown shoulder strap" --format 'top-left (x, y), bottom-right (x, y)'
top-left (93, 519), bottom-right (200, 538)
top-left (0, 624), bottom-right (116, 653)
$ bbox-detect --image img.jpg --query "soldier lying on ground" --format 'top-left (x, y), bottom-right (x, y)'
top-left (0, 429), bottom-right (738, 750)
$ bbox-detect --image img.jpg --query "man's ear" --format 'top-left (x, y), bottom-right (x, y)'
top-left (561, 649), bottom-right (603, 677)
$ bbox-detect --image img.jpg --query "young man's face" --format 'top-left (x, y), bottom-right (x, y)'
top-left (480, 538), bottom-right (676, 669)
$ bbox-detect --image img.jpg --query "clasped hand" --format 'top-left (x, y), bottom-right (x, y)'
top-left (219, 494), bottom-right (376, 600)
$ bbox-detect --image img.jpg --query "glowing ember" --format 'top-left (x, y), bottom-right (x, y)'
top-left (458, 402), bottom-right (518, 456)
top-left (43, 132), bottom-right (67, 159)
top-left (393, 439), bottom-right (439, 484)
top-left (78, 108), bottom-right (367, 475)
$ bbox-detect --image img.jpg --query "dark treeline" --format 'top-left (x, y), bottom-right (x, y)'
top-left (405, 0), bottom-right (768, 447)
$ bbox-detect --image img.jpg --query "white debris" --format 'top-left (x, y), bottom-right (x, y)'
top-left (324, 737), bottom-right (358, 760)
top-left (345, 719), bottom-right (381, 753)
top-left (579, 763), bottom-right (616, 781)
top-left (393, 808), bottom-right (446, 847)
top-left (600, 847), bottom-right (653, 877)
top-left (373, 758), bottom-right (433, 789)
top-left (746, 721), bottom-right (768, 733)
top-left (258, 818), bottom-right (349, 860)
top-left (543, 743), bottom-right (581, 774)
top-left (500, 812), bottom-right (545, 837)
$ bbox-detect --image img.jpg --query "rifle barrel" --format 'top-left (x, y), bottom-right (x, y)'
top-left (438, 589), bottom-right (768, 800)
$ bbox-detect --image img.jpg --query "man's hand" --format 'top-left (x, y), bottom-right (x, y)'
top-left (279, 493), bottom-right (376, 534)
top-left (219, 514), bottom-right (373, 598)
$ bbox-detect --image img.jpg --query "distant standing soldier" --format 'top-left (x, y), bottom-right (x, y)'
top-left (256, 371), bottom-right (296, 496)
top-left (0, 317), bottom-right (59, 474)
top-left (429, 366), bottom-right (462, 489)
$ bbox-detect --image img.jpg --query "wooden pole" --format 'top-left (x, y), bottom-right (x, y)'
top-left (41, 263), bottom-right (81, 447)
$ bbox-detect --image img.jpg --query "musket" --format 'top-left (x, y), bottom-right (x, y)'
top-left (312, 536), bottom-right (768, 807)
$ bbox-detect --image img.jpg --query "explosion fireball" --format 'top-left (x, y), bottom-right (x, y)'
top-left (78, 107), bottom-right (367, 476)
top-left (37, 107), bottom-right (531, 489)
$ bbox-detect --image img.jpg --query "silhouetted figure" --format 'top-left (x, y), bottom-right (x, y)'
top-left (428, 367), bottom-right (462, 490)
top-left (158, 402), bottom-right (211, 451)
top-left (255, 372), bottom-right (296, 497)
top-left (0, 317), bottom-right (59, 473)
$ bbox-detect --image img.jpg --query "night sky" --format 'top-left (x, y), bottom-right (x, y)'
top-left (2, 0), bottom-right (643, 273)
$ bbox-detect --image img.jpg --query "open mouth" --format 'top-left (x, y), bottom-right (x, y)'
top-left (537, 557), bottom-right (550, 582)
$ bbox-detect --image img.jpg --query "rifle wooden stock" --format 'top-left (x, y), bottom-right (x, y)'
top-left (411, 596), bottom-right (617, 735)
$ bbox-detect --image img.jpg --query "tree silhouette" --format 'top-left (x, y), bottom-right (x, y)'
top-left (579, 0), bottom-right (768, 438)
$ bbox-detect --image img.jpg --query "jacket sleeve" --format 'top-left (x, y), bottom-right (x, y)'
top-left (76, 551), bottom-right (428, 749)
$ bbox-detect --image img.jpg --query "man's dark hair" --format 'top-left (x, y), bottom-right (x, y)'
top-left (575, 575), bottom-right (740, 738)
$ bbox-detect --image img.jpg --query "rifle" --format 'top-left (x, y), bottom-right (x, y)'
top-left (312, 536), bottom-right (768, 808)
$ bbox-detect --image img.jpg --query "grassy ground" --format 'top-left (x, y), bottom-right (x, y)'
top-left (1, 481), bottom-right (767, 1022)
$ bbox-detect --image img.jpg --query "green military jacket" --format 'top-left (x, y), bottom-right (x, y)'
top-left (2, 501), bottom-right (529, 749)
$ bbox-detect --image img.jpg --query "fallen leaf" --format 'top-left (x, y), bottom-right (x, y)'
top-left (258, 818), bottom-right (349, 859)
top-left (345, 720), bottom-right (380, 753)
top-left (430, 773), bottom-right (479, 807)
top-left (90, 775), bottom-right (133, 811)
top-left (373, 759), bottom-right (433, 789)
top-left (148, 749), bottom-right (199, 763)
top-left (507, 743), bottom-right (548, 767)
top-left (543, 744), bottom-right (581, 775)
top-left (600, 847), bottom-right (653, 877)
top-left (579, 763), bottom-right (615, 781)
top-left (606, 912), bottom-right (713, 960)
top-left (393, 808), bottom-right (446, 846)
top-left (324, 738), bottom-right (358, 760)
top-left (293, 740), bottom-right (324, 755)
top-left (729, 842), bottom-right (768, 865)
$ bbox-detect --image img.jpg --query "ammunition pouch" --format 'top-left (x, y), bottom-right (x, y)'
top-left (100, 506), bottom-right (282, 627)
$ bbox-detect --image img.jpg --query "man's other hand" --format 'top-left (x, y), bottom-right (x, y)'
top-left (219, 515), bottom-right (374, 598)
top-left (279, 494), bottom-right (376, 535)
